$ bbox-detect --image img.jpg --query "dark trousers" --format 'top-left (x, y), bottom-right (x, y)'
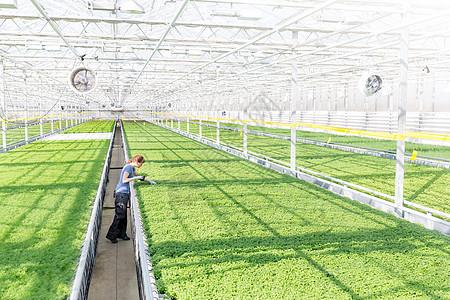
top-left (106, 192), bottom-right (130, 240)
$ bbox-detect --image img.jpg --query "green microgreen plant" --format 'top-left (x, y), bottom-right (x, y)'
top-left (124, 122), bottom-right (450, 300)
top-left (0, 138), bottom-right (109, 299)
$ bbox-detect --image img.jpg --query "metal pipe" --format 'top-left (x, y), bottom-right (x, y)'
top-left (165, 0), bottom-right (339, 87)
top-left (128, 0), bottom-right (191, 95)
top-left (395, 0), bottom-right (410, 215)
top-left (29, 0), bottom-right (83, 61)
top-left (290, 32), bottom-right (298, 171)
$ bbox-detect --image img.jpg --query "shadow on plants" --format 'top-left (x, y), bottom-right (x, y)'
top-left (405, 168), bottom-right (448, 203)
top-left (129, 122), bottom-right (449, 299)
top-left (0, 140), bottom-right (108, 299)
top-left (150, 225), bottom-right (447, 299)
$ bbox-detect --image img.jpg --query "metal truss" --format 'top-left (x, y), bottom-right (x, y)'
top-left (0, 0), bottom-right (450, 112)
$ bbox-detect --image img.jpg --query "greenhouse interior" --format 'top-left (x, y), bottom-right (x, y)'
top-left (0, 0), bottom-right (449, 299)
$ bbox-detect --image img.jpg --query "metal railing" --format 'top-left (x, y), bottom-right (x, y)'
top-left (170, 110), bottom-right (450, 139)
top-left (177, 119), bottom-right (450, 169)
top-left (1, 119), bottom-right (88, 153)
top-left (69, 121), bottom-right (116, 300)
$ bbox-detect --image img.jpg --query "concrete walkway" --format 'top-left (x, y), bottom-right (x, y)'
top-left (42, 132), bottom-right (113, 140)
top-left (88, 123), bottom-right (139, 300)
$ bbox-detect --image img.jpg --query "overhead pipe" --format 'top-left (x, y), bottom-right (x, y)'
top-left (127, 0), bottom-right (191, 97)
top-left (164, 0), bottom-right (339, 88)
top-left (247, 26), bottom-right (450, 81)
top-left (29, 0), bottom-right (113, 105)
top-left (29, 0), bottom-right (84, 62)
top-left (236, 10), bottom-right (450, 81)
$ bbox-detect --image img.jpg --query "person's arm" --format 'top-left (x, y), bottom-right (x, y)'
top-left (129, 166), bottom-right (156, 185)
top-left (132, 168), bottom-right (147, 182)
top-left (122, 171), bottom-right (137, 183)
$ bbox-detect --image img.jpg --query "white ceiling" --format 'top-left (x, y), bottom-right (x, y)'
top-left (1, 0), bottom-right (450, 111)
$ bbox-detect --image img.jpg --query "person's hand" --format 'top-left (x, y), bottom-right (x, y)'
top-left (134, 176), bottom-right (145, 181)
top-left (148, 180), bottom-right (157, 185)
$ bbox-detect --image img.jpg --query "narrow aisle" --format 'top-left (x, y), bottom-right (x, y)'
top-left (88, 123), bottom-right (139, 300)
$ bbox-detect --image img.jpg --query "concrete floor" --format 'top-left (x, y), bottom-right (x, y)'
top-left (88, 125), bottom-right (139, 300)
top-left (42, 132), bottom-right (113, 140)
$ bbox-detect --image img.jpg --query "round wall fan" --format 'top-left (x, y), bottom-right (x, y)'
top-left (69, 67), bottom-right (97, 93)
top-left (359, 73), bottom-right (382, 96)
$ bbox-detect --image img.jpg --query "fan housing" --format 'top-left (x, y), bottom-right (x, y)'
top-left (69, 67), bottom-right (97, 94)
top-left (359, 73), bottom-right (382, 96)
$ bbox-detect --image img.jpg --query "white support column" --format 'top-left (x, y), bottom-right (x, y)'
top-left (327, 89), bottom-right (332, 112)
top-left (187, 117), bottom-right (190, 133)
top-left (344, 84), bottom-right (348, 112)
top-left (243, 75), bottom-right (249, 155)
top-left (418, 74), bottom-right (424, 112)
top-left (199, 90), bottom-right (203, 138)
top-left (216, 68), bottom-right (220, 145)
top-left (178, 119), bottom-right (180, 130)
top-left (1, 121), bottom-right (5, 149)
top-left (51, 120), bottom-right (54, 132)
top-left (58, 96), bottom-right (62, 131)
top-left (24, 71), bottom-right (29, 142)
top-left (312, 89), bottom-right (316, 111)
top-left (290, 31), bottom-right (298, 171)
top-left (1, 61), bottom-right (6, 149)
top-left (431, 74), bottom-right (436, 112)
top-left (39, 86), bottom-right (43, 136)
top-left (216, 119), bottom-right (220, 144)
top-left (395, 1), bottom-right (410, 216)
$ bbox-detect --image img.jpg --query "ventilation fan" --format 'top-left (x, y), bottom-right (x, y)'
top-left (359, 73), bottom-right (382, 96)
top-left (69, 67), bottom-right (97, 93)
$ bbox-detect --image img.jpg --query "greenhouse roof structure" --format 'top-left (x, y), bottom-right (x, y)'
top-left (1, 0), bottom-right (450, 112)
top-left (1, 2), bottom-right (450, 299)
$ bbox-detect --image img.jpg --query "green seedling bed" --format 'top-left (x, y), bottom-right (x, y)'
top-left (171, 121), bottom-right (450, 214)
top-left (0, 139), bottom-right (109, 299)
top-left (124, 122), bottom-right (450, 300)
top-left (61, 120), bottom-right (114, 134)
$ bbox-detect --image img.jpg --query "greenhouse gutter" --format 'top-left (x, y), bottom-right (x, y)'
top-left (69, 121), bottom-right (115, 300)
top-left (161, 124), bottom-right (450, 236)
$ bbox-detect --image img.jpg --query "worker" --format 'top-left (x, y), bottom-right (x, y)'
top-left (106, 154), bottom-right (156, 243)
